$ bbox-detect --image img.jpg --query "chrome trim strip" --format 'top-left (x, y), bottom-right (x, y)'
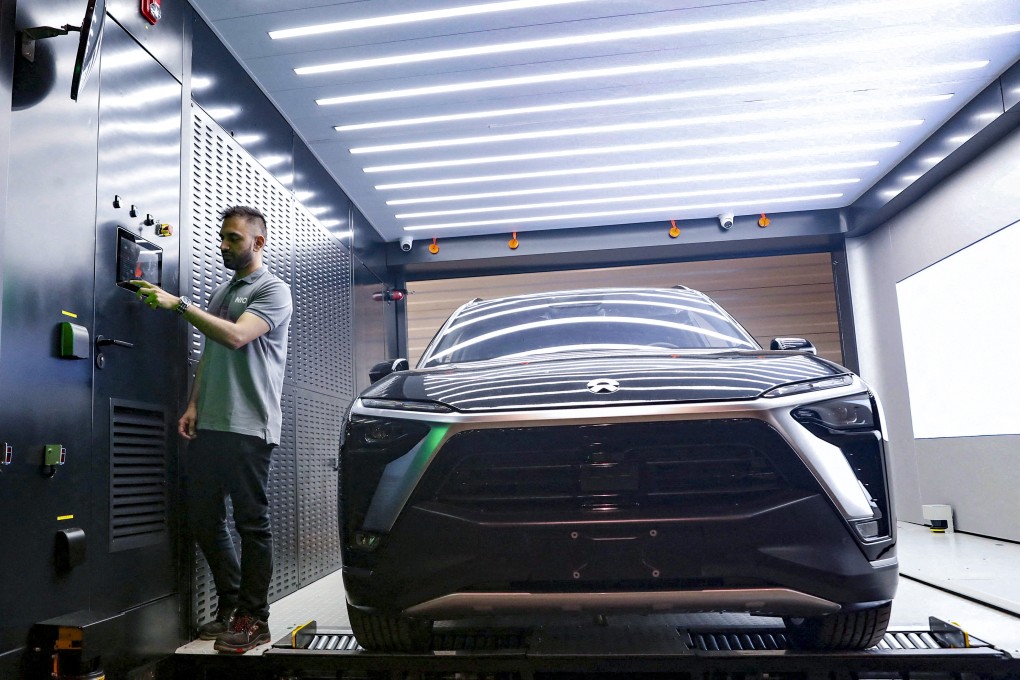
top-left (353, 378), bottom-right (863, 426)
top-left (403, 588), bottom-right (842, 619)
top-left (354, 377), bottom-right (876, 521)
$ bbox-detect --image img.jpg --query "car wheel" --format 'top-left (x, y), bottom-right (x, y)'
top-left (783, 601), bottom-right (892, 650)
top-left (347, 603), bottom-right (433, 653)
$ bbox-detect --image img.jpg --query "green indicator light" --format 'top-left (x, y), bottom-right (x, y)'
top-left (360, 423), bottom-right (453, 534)
top-left (411, 424), bottom-right (450, 474)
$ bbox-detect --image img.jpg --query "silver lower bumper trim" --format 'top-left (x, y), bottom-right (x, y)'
top-left (404, 588), bottom-right (842, 619)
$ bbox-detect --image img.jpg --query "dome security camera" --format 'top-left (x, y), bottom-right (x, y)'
top-left (718, 212), bottom-right (734, 230)
top-left (398, 236), bottom-right (413, 252)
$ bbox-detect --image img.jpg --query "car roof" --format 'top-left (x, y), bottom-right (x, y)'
top-left (454, 286), bottom-right (706, 315)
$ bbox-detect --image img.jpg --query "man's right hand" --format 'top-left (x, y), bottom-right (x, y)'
top-left (178, 405), bottom-right (198, 440)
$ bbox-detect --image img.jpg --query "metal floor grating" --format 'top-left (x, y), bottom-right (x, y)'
top-left (292, 629), bottom-right (531, 653)
top-left (687, 630), bottom-right (788, 651)
top-left (303, 632), bottom-right (361, 652)
top-left (172, 620), bottom-right (1018, 680)
top-left (686, 629), bottom-right (969, 652)
top-left (289, 626), bottom-right (992, 655)
top-left (878, 630), bottom-right (954, 650)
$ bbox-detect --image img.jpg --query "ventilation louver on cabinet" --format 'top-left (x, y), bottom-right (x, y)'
top-left (110, 401), bottom-right (169, 552)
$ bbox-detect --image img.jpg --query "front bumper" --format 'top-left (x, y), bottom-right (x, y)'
top-left (343, 491), bottom-right (897, 618)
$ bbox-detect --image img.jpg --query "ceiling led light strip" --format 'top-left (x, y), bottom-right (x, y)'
top-left (402, 194), bottom-right (844, 231)
top-left (395, 179), bottom-right (860, 218)
top-left (350, 95), bottom-right (951, 154)
top-left (336, 62), bottom-right (987, 132)
top-left (270, 0), bottom-right (592, 40)
top-left (363, 122), bottom-right (922, 173)
top-left (316, 26), bottom-right (1019, 106)
top-left (386, 162), bottom-right (878, 205)
top-left (374, 143), bottom-right (899, 189)
top-left (298, 0), bottom-right (964, 74)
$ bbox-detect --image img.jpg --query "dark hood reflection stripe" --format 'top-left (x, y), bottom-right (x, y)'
top-left (364, 352), bottom-right (842, 411)
top-left (425, 356), bottom-right (822, 393)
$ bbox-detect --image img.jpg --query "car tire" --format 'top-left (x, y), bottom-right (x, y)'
top-left (348, 603), bottom-right (433, 653)
top-left (783, 601), bottom-right (892, 650)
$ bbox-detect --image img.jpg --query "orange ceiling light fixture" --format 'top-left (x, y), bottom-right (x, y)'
top-left (508, 231), bottom-right (520, 249)
top-left (758, 213), bottom-right (771, 228)
top-left (428, 237), bottom-right (440, 254)
top-left (668, 219), bottom-right (681, 238)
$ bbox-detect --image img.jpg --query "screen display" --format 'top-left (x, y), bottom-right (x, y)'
top-left (116, 228), bottom-right (162, 291)
top-left (71, 0), bottom-right (106, 101)
top-left (896, 219), bottom-right (1020, 438)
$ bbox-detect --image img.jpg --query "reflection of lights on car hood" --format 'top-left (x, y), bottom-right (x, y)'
top-left (363, 352), bottom-right (842, 411)
top-left (425, 317), bottom-right (755, 365)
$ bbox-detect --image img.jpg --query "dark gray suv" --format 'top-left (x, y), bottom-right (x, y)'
top-left (340, 287), bottom-right (896, 652)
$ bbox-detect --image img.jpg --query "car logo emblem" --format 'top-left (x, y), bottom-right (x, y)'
top-left (586, 378), bottom-right (620, 394)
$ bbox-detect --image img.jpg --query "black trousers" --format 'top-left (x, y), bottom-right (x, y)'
top-left (186, 430), bottom-right (275, 620)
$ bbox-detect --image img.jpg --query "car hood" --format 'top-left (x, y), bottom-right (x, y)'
top-left (360, 350), bottom-right (846, 412)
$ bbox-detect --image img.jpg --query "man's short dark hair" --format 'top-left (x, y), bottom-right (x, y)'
top-left (220, 205), bottom-right (267, 239)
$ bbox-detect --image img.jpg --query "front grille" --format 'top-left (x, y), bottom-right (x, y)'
top-left (420, 419), bottom-right (802, 514)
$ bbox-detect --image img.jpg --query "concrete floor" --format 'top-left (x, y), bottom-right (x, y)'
top-left (177, 520), bottom-right (1020, 656)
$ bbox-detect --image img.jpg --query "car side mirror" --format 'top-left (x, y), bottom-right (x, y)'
top-left (770, 337), bottom-right (817, 354)
top-left (368, 358), bottom-right (409, 383)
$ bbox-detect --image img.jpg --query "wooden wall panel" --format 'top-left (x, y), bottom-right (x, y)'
top-left (406, 252), bottom-right (843, 366)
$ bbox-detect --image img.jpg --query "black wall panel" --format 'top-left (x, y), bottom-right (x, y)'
top-left (0, 0), bottom-right (102, 657)
top-left (106, 0), bottom-right (187, 82)
top-left (0, 3), bottom-right (390, 673)
top-left (90, 20), bottom-right (183, 613)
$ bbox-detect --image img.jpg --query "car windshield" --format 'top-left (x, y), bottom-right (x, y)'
top-left (420, 289), bottom-right (759, 367)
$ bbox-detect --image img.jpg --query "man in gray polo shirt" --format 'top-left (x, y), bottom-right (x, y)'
top-left (133, 205), bottom-right (292, 654)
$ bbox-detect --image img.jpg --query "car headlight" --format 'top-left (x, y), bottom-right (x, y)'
top-left (361, 397), bottom-right (452, 413)
top-left (761, 374), bottom-right (852, 398)
top-left (791, 393), bottom-right (875, 430)
top-left (790, 392), bottom-right (891, 544)
top-left (341, 415), bottom-right (431, 559)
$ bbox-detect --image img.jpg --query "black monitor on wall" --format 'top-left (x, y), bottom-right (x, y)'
top-left (116, 228), bottom-right (163, 292)
top-left (71, 0), bottom-right (106, 101)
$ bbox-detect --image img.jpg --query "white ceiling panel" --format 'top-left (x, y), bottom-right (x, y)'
top-left (190, 0), bottom-right (1020, 241)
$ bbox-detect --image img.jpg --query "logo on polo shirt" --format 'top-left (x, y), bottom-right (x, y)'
top-left (235, 296), bottom-right (249, 304)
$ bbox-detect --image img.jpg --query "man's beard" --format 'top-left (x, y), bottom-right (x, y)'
top-left (223, 250), bottom-right (254, 271)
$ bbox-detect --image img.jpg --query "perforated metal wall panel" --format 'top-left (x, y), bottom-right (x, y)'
top-left (293, 204), bottom-right (353, 397)
top-left (188, 105), bottom-right (351, 624)
top-left (296, 391), bottom-right (345, 585)
top-left (188, 107), bottom-right (295, 366)
top-left (191, 544), bottom-right (219, 625)
top-left (270, 389), bottom-right (300, 599)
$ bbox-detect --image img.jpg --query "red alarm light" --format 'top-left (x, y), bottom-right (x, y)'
top-left (141, 0), bottom-right (161, 25)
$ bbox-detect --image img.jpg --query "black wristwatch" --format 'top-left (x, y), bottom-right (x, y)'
top-left (175, 295), bottom-right (192, 316)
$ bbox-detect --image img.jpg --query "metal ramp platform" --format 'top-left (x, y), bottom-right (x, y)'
top-left (172, 614), bottom-right (1020, 679)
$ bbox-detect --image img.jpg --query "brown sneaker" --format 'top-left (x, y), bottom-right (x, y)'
top-left (197, 607), bottom-right (236, 641)
top-left (213, 612), bottom-right (271, 654)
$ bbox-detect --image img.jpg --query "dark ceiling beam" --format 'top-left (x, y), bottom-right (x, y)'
top-left (393, 210), bottom-right (845, 280)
